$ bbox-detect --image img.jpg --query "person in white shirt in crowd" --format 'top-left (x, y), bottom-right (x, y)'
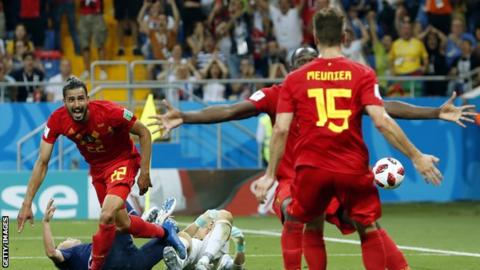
top-left (46, 59), bottom-right (72, 102)
top-left (257, 0), bottom-right (304, 57)
top-left (201, 56), bottom-right (229, 102)
top-left (341, 20), bottom-right (369, 64)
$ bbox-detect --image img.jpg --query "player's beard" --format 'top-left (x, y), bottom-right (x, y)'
top-left (69, 106), bottom-right (87, 122)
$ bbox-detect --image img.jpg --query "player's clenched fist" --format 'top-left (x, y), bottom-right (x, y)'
top-left (137, 172), bottom-right (152, 195)
top-left (17, 203), bottom-right (34, 233)
top-left (253, 175), bottom-right (276, 203)
top-left (412, 154), bottom-right (443, 185)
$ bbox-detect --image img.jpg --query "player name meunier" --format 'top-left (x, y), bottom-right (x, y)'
top-left (307, 71), bottom-right (352, 81)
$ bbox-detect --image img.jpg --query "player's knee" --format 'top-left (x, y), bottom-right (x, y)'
top-left (99, 210), bottom-right (115, 224)
top-left (217, 210), bottom-right (233, 223)
top-left (354, 221), bottom-right (378, 236)
top-left (280, 197), bottom-right (295, 221)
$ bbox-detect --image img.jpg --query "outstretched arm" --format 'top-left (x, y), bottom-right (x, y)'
top-left (18, 140), bottom-right (54, 232)
top-left (42, 199), bottom-right (65, 263)
top-left (384, 92), bottom-right (477, 127)
top-left (149, 100), bottom-right (259, 134)
top-left (366, 105), bottom-right (442, 184)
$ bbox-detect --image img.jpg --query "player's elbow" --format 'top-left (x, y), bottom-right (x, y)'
top-left (372, 114), bottom-right (391, 133)
top-left (44, 248), bottom-right (57, 259)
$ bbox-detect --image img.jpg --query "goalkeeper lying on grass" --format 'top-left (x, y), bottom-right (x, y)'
top-left (163, 209), bottom-right (246, 270)
top-left (42, 198), bottom-right (184, 270)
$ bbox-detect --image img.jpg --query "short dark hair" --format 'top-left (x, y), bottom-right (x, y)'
top-left (22, 51), bottom-right (35, 60)
top-left (313, 8), bottom-right (345, 47)
top-left (63, 76), bottom-right (88, 98)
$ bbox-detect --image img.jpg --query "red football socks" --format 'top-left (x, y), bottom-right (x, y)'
top-left (379, 229), bottom-right (410, 270)
top-left (281, 221), bottom-right (304, 270)
top-left (361, 230), bottom-right (387, 270)
top-left (90, 223), bottom-right (116, 270)
top-left (303, 229), bottom-right (327, 270)
top-left (128, 215), bottom-right (165, 238)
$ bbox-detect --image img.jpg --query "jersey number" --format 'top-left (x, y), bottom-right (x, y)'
top-left (111, 166), bottom-right (127, 182)
top-left (308, 88), bottom-right (352, 133)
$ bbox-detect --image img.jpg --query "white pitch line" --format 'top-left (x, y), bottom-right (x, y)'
top-left (240, 228), bottom-right (480, 258)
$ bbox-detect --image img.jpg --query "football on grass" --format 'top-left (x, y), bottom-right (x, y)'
top-left (373, 157), bottom-right (405, 189)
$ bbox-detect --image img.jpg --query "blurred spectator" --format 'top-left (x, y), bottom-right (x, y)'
top-left (249, 0), bottom-right (271, 77)
top-left (196, 34), bottom-right (225, 70)
top-left (51, 0), bottom-right (81, 55)
top-left (157, 61), bottom-right (202, 100)
top-left (113, 0), bottom-right (142, 56)
top-left (18, 0), bottom-right (46, 47)
top-left (229, 57), bottom-right (256, 100)
top-left (8, 39), bottom-right (29, 72)
top-left (46, 59), bottom-right (72, 102)
top-left (6, 24), bottom-right (34, 55)
top-left (225, 0), bottom-right (253, 78)
top-left (269, 61), bottom-right (287, 79)
top-left (342, 20), bottom-right (369, 64)
top-left (182, 0), bottom-right (206, 37)
top-left (389, 20), bottom-right (428, 96)
top-left (265, 39), bottom-right (286, 71)
top-left (168, 44), bottom-right (188, 69)
top-left (367, 11), bottom-right (392, 89)
top-left (201, 56), bottom-right (228, 102)
top-left (473, 24), bottom-right (480, 63)
top-left (446, 16), bottom-right (476, 68)
top-left (148, 0), bottom-right (180, 60)
top-left (424, 0), bottom-right (452, 34)
top-left (424, 26), bottom-right (448, 96)
top-left (0, 61), bottom-right (16, 102)
top-left (0, 2), bottom-right (5, 38)
top-left (78, 0), bottom-right (108, 80)
top-left (187, 22), bottom-right (205, 56)
top-left (10, 51), bottom-right (45, 102)
top-left (449, 37), bottom-right (480, 94)
top-left (389, 20), bottom-right (429, 76)
top-left (377, 0), bottom-right (396, 37)
top-left (258, 0), bottom-right (304, 56)
top-left (299, 0), bottom-right (330, 45)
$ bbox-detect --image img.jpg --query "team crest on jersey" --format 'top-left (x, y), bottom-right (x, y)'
top-left (123, 109), bottom-right (133, 121)
top-left (249, 90), bottom-right (265, 102)
top-left (43, 126), bottom-right (50, 138)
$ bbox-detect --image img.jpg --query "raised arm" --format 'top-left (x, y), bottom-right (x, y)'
top-left (18, 139), bottom-right (54, 232)
top-left (168, 0), bottom-right (181, 31)
top-left (384, 93), bottom-right (477, 127)
top-left (149, 99), bottom-right (259, 134)
top-left (42, 199), bottom-right (65, 263)
top-left (130, 121), bottom-right (152, 195)
top-left (365, 105), bottom-right (442, 184)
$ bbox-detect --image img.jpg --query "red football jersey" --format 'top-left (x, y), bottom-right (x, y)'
top-left (277, 57), bottom-right (383, 174)
top-left (43, 100), bottom-right (140, 169)
top-left (248, 85), bottom-right (297, 181)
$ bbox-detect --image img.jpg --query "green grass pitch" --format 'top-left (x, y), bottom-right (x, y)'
top-left (8, 203), bottom-right (480, 269)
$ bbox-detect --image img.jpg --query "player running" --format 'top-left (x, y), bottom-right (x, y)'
top-left (42, 198), bottom-right (179, 270)
top-left (17, 77), bottom-right (185, 270)
top-left (148, 48), bottom-right (476, 270)
top-left (162, 209), bottom-right (246, 270)
top-left (257, 8), bottom-right (443, 270)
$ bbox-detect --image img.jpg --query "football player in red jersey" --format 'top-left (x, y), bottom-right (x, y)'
top-left (149, 50), bottom-right (476, 270)
top-left (17, 77), bottom-right (186, 270)
top-left (255, 8), bottom-right (444, 270)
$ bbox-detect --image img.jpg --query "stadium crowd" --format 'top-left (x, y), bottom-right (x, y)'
top-left (0, 0), bottom-right (479, 102)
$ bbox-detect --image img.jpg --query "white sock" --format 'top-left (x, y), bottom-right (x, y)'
top-left (203, 221), bottom-right (231, 261)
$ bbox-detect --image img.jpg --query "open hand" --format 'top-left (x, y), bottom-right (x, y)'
top-left (439, 92), bottom-right (477, 127)
top-left (148, 99), bottom-right (183, 137)
top-left (413, 154), bottom-right (443, 185)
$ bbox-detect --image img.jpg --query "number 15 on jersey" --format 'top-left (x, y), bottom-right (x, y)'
top-left (308, 88), bottom-right (352, 133)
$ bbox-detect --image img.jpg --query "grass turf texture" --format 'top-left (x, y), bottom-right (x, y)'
top-left (9, 203), bottom-right (480, 270)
